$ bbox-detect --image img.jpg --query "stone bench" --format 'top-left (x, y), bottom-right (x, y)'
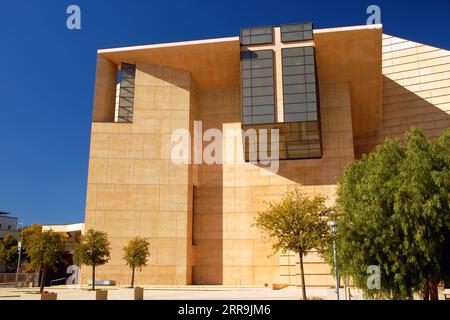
top-left (443, 289), bottom-right (450, 300)
top-left (87, 279), bottom-right (116, 286)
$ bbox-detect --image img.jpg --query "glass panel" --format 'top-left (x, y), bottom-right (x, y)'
top-left (240, 36), bottom-right (251, 45)
top-left (306, 93), bottom-right (316, 102)
top-left (282, 47), bottom-right (304, 57)
top-left (305, 74), bottom-right (316, 83)
top-left (284, 84), bottom-right (306, 94)
top-left (304, 55), bottom-right (315, 65)
top-left (284, 93), bottom-right (306, 104)
top-left (242, 88), bottom-right (252, 97)
top-left (284, 103), bottom-right (307, 113)
top-left (120, 77), bottom-right (135, 87)
top-left (282, 32), bottom-right (303, 42)
top-left (305, 65), bottom-right (315, 74)
top-left (303, 31), bottom-right (313, 39)
top-left (252, 95), bottom-right (274, 105)
top-left (304, 47), bottom-right (314, 55)
top-left (241, 61), bottom-right (252, 70)
top-left (282, 24), bottom-right (303, 32)
top-left (251, 68), bottom-right (273, 78)
top-left (252, 105), bottom-right (275, 115)
top-left (251, 59), bottom-right (273, 69)
top-left (242, 70), bottom-right (251, 79)
top-left (251, 27), bottom-right (272, 36)
top-left (119, 97), bottom-right (133, 107)
top-left (303, 23), bottom-right (313, 31)
top-left (242, 97), bottom-right (252, 106)
top-left (119, 87), bottom-right (134, 97)
top-left (242, 116), bottom-right (252, 125)
top-left (283, 65), bottom-right (305, 76)
top-left (252, 114), bottom-right (275, 124)
top-left (117, 63), bottom-right (136, 123)
top-left (251, 34), bottom-right (273, 44)
top-left (240, 50), bottom-right (275, 125)
top-left (283, 74), bottom-right (306, 85)
top-left (240, 27), bottom-right (273, 45)
top-left (284, 113), bottom-right (308, 122)
top-left (307, 102), bottom-right (317, 112)
top-left (281, 23), bottom-right (314, 42)
top-left (306, 83), bottom-right (316, 92)
top-left (242, 121), bottom-right (322, 161)
top-left (282, 56), bottom-right (305, 66)
top-left (281, 46), bottom-right (319, 126)
top-left (242, 79), bottom-right (252, 87)
top-left (241, 29), bottom-right (251, 36)
top-left (252, 77), bottom-right (273, 87)
top-left (252, 86), bottom-right (274, 96)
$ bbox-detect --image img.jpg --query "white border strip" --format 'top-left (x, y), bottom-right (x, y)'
top-left (313, 24), bottom-right (382, 34)
top-left (98, 36), bottom-right (239, 54)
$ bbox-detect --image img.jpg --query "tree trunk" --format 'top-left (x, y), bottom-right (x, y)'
top-left (422, 285), bottom-right (430, 300)
top-left (92, 264), bottom-right (96, 291)
top-left (131, 266), bottom-right (135, 288)
top-left (428, 275), bottom-right (438, 300)
top-left (39, 267), bottom-right (46, 294)
top-left (298, 252), bottom-right (307, 300)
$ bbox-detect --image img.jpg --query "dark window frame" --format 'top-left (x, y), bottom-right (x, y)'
top-left (117, 63), bottom-right (136, 123)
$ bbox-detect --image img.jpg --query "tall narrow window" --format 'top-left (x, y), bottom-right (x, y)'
top-left (117, 63), bottom-right (136, 123)
top-left (282, 46), bottom-right (318, 122)
top-left (241, 50), bottom-right (275, 125)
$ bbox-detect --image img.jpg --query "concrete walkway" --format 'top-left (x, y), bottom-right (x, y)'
top-left (0, 286), bottom-right (339, 300)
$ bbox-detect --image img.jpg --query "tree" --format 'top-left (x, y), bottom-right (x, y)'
top-left (0, 234), bottom-right (18, 272)
top-left (21, 224), bottom-right (42, 266)
top-left (75, 229), bottom-right (111, 290)
top-left (22, 224), bottom-right (43, 247)
top-left (329, 128), bottom-right (450, 300)
top-left (122, 237), bottom-right (150, 288)
top-left (23, 227), bottom-right (64, 293)
top-left (254, 186), bottom-right (331, 300)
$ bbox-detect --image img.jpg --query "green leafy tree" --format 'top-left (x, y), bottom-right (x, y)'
top-left (122, 237), bottom-right (150, 288)
top-left (329, 128), bottom-right (450, 300)
top-left (23, 227), bottom-right (64, 293)
top-left (22, 224), bottom-right (43, 246)
top-left (0, 234), bottom-right (19, 272)
top-left (254, 186), bottom-right (331, 300)
top-left (75, 229), bottom-right (111, 290)
top-left (21, 224), bottom-right (42, 265)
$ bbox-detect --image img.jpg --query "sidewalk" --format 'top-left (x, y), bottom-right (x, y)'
top-left (0, 286), bottom-right (336, 300)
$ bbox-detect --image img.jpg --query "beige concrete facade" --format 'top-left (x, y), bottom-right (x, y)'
top-left (84, 24), bottom-right (450, 287)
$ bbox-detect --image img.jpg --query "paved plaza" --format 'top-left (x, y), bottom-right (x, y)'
top-left (0, 286), bottom-right (345, 300)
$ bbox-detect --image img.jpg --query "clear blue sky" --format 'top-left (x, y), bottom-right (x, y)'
top-left (0, 0), bottom-right (449, 226)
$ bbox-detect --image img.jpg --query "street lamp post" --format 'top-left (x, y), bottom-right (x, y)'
top-left (15, 222), bottom-right (24, 287)
top-left (330, 220), bottom-right (340, 300)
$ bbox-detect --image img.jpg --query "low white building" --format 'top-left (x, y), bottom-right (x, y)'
top-left (0, 212), bottom-right (19, 240)
top-left (42, 223), bottom-right (85, 253)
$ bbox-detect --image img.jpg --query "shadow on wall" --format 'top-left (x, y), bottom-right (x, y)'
top-left (354, 75), bottom-right (450, 158)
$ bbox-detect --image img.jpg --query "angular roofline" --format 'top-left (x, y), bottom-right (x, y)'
top-left (314, 23), bottom-right (382, 34)
top-left (97, 24), bottom-right (383, 54)
top-left (98, 36), bottom-right (239, 54)
top-left (42, 222), bottom-right (85, 233)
